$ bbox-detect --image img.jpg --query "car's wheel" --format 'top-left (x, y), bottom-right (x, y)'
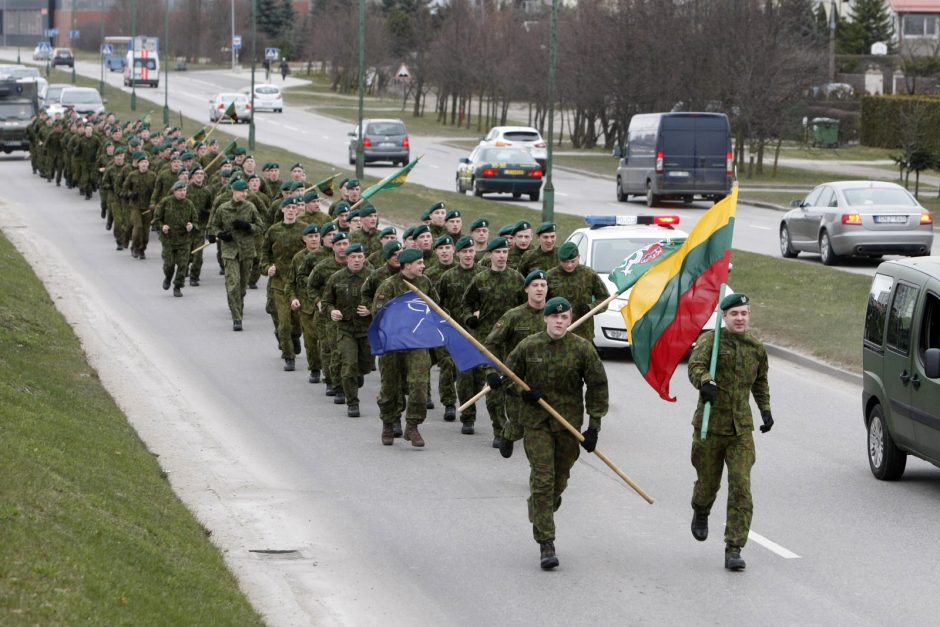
top-left (645, 180), bottom-right (659, 208)
top-left (348, 152), bottom-right (355, 165)
top-left (682, 195), bottom-right (694, 204)
top-left (512, 192), bottom-right (521, 199)
top-left (455, 176), bottom-right (463, 193)
top-left (868, 403), bottom-right (907, 480)
top-left (713, 195), bottom-right (726, 205)
top-left (819, 230), bottom-right (839, 266)
top-left (779, 224), bottom-right (798, 258)
top-left (529, 190), bottom-right (540, 202)
top-left (473, 179), bottom-right (484, 197)
top-left (616, 177), bottom-right (627, 202)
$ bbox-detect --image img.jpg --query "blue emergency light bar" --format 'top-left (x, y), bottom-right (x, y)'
top-left (585, 215), bottom-right (680, 228)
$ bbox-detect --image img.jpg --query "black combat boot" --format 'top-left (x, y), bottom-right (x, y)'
top-left (292, 336), bottom-right (302, 354)
top-left (347, 405), bottom-right (360, 418)
top-left (189, 278), bottom-right (200, 287)
top-left (426, 399), bottom-right (435, 410)
top-left (392, 419), bottom-right (403, 438)
top-left (443, 405), bottom-right (456, 422)
top-left (309, 369), bottom-right (320, 384)
top-left (325, 384), bottom-right (336, 397)
top-left (381, 423), bottom-right (394, 445)
top-left (284, 359), bottom-right (295, 371)
top-left (539, 541), bottom-right (559, 570)
top-left (333, 391), bottom-right (346, 405)
top-left (233, 320), bottom-right (243, 332)
top-left (163, 278), bottom-right (171, 290)
top-left (461, 421), bottom-right (475, 435)
top-left (691, 509), bottom-right (709, 542)
top-left (173, 287), bottom-right (182, 297)
top-left (404, 424), bottom-right (425, 447)
top-left (492, 436), bottom-right (506, 449)
top-left (499, 439), bottom-right (514, 459)
top-left (724, 545), bottom-right (746, 571)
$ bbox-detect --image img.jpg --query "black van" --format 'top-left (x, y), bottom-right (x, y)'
top-left (613, 112), bottom-right (733, 207)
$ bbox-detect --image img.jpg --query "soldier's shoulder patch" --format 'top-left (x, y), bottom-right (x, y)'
top-left (493, 322), bottom-right (503, 330)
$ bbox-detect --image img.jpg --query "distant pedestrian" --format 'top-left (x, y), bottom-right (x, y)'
top-left (263, 58), bottom-right (271, 82)
top-left (280, 59), bottom-right (289, 81)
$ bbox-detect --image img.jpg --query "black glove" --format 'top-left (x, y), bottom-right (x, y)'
top-left (760, 410), bottom-right (774, 434)
top-left (521, 388), bottom-right (542, 405)
top-left (486, 372), bottom-right (505, 390)
top-left (232, 218), bottom-right (251, 231)
top-left (206, 233), bottom-right (217, 244)
top-left (218, 231), bottom-right (233, 242)
top-left (577, 303), bottom-right (591, 317)
top-left (580, 427), bottom-right (598, 453)
top-left (699, 380), bottom-right (718, 404)
top-left (465, 315), bottom-right (480, 329)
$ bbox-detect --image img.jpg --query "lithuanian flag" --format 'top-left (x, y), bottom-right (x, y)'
top-left (361, 156), bottom-right (421, 201)
top-left (621, 185), bottom-right (737, 401)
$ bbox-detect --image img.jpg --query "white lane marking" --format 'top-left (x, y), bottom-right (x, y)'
top-left (748, 530), bottom-right (800, 559)
top-left (283, 125), bottom-right (299, 132)
top-left (556, 192), bottom-right (569, 197)
top-left (749, 225), bottom-right (772, 230)
top-left (428, 164), bottom-right (439, 169)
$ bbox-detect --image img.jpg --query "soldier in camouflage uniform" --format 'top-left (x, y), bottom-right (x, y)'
top-left (307, 232), bottom-right (350, 397)
top-left (546, 242), bottom-right (609, 342)
top-left (518, 222), bottom-right (558, 277)
top-left (74, 123), bottom-right (101, 200)
top-left (424, 201), bottom-right (447, 240)
top-left (298, 190), bottom-right (332, 228)
top-left (208, 180), bottom-right (266, 330)
top-left (503, 296), bottom-right (608, 570)
top-left (261, 197), bottom-right (306, 370)
top-left (366, 227), bottom-right (397, 267)
top-left (99, 147), bottom-right (130, 250)
top-left (288, 225), bottom-right (323, 383)
top-left (121, 153), bottom-right (158, 259)
top-left (508, 221), bottom-right (534, 271)
top-left (43, 120), bottom-right (66, 186)
top-left (186, 167), bottom-right (213, 286)
top-left (372, 248), bottom-right (438, 447)
top-left (463, 237), bottom-right (525, 445)
top-left (444, 209), bottom-right (463, 241)
top-left (469, 217), bottom-right (490, 261)
top-left (688, 293), bottom-right (773, 572)
top-left (425, 235), bottom-right (458, 420)
top-left (153, 182), bottom-right (196, 297)
top-left (349, 203), bottom-right (381, 256)
top-left (321, 243), bottom-right (373, 417)
top-left (27, 110), bottom-right (47, 174)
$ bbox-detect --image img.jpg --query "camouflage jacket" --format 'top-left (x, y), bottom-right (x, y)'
top-left (153, 196), bottom-right (196, 245)
top-left (372, 272), bottom-right (437, 316)
top-left (546, 264), bottom-right (610, 340)
top-left (207, 199), bottom-right (265, 260)
top-left (362, 263), bottom-right (398, 309)
top-left (508, 245), bottom-right (531, 271)
top-left (463, 267), bottom-right (525, 339)
top-left (150, 166), bottom-right (180, 206)
top-left (261, 221), bottom-right (306, 295)
top-left (306, 255), bottom-right (345, 308)
top-left (485, 303), bottom-right (546, 362)
top-left (321, 266), bottom-right (373, 337)
top-left (688, 329), bottom-right (770, 436)
top-left (424, 260), bottom-right (455, 287)
top-left (289, 247), bottom-right (321, 314)
top-left (506, 331), bottom-right (608, 432)
top-left (121, 169), bottom-right (158, 211)
top-left (437, 264), bottom-right (483, 320)
top-left (186, 182), bottom-right (214, 228)
top-left (518, 246), bottom-right (557, 277)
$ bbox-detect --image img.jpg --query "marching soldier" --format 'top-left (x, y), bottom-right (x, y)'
top-left (688, 293), bottom-right (773, 572)
top-left (307, 232), bottom-right (351, 398)
top-left (99, 147), bottom-right (131, 250)
top-left (518, 222), bottom-right (558, 277)
top-left (186, 166), bottom-right (213, 286)
top-left (366, 227), bottom-right (398, 267)
top-left (508, 221), bottom-right (533, 271)
top-left (74, 123), bottom-right (101, 200)
top-left (425, 235), bottom-right (458, 420)
top-left (470, 218), bottom-right (490, 260)
top-left (261, 197), bottom-right (306, 370)
top-left (121, 152), bottom-right (158, 259)
top-left (546, 242), bottom-right (610, 342)
top-left (288, 224), bottom-right (323, 383)
top-left (153, 181), bottom-right (196, 297)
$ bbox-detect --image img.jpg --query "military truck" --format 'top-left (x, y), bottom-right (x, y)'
top-left (0, 79), bottom-right (39, 153)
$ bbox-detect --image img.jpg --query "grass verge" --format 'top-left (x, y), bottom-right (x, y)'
top-left (0, 233), bottom-right (263, 625)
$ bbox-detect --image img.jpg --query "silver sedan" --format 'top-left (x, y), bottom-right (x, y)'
top-left (779, 181), bottom-right (934, 265)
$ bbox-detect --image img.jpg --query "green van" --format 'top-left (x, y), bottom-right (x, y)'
top-left (863, 257), bottom-right (940, 480)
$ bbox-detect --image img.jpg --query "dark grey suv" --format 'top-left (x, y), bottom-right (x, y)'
top-left (348, 118), bottom-right (410, 166)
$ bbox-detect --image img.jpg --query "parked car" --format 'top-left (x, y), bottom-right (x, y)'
top-left (347, 118), bottom-right (409, 165)
top-left (52, 48), bottom-right (74, 68)
top-left (2, 66), bottom-right (42, 80)
top-left (862, 256), bottom-right (940, 480)
top-left (41, 83), bottom-right (70, 110)
top-left (564, 215), bottom-right (727, 352)
top-left (456, 146), bottom-right (544, 201)
top-left (479, 126), bottom-right (547, 167)
top-left (56, 87), bottom-right (107, 116)
top-left (779, 181), bottom-right (934, 266)
top-left (32, 44), bottom-right (52, 62)
top-left (208, 92), bottom-right (252, 123)
top-left (239, 84), bottom-right (283, 112)
top-left (614, 112), bottom-right (733, 207)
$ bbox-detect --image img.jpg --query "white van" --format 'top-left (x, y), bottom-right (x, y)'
top-left (123, 50), bottom-right (159, 88)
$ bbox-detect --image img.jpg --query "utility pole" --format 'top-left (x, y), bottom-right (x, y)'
top-left (130, 0), bottom-right (137, 111)
top-left (541, 0), bottom-right (558, 223)
top-left (231, 0), bottom-right (236, 71)
top-left (99, 0), bottom-right (104, 94)
top-left (249, 0), bottom-right (256, 149)
top-left (355, 0), bottom-right (365, 179)
top-left (828, 0), bottom-right (837, 84)
top-left (70, 0), bottom-right (77, 84)
top-left (163, 0), bottom-right (169, 125)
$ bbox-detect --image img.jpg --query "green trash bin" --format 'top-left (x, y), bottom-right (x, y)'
top-left (811, 117), bottom-right (840, 148)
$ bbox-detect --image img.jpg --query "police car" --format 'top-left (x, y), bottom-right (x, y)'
top-left (565, 215), bottom-right (727, 352)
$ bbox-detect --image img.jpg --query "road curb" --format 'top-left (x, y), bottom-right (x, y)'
top-left (765, 342), bottom-right (862, 386)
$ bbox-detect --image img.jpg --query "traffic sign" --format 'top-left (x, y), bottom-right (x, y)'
top-left (233, 35), bottom-right (242, 50)
top-left (69, 30), bottom-right (80, 40)
top-left (265, 47), bottom-right (279, 61)
top-left (44, 28), bottom-right (59, 38)
top-left (38, 42), bottom-right (52, 52)
top-left (395, 63), bottom-right (411, 80)
top-left (101, 43), bottom-right (113, 55)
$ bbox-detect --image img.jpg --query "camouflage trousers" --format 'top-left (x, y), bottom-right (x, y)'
top-left (456, 367), bottom-right (485, 424)
top-left (298, 309), bottom-right (320, 372)
top-left (434, 349), bottom-right (457, 406)
top-left (161, 241), bottom-right (191, 289)
top-left (108, 196), bottom-right (126, 246)
top-left (188, 228), bottom-right (206, 279)
top-left (269, 284), bottom-right (300, 359)
top-left (377, 349), bottom-right (431, 426)
top-left (315, 312), bottom-right (336, 386)
top-left (690, 430), bottom-right (755, 549)
top-left (524, 425), bottom-right (580, 543)
top-left (336, 331), bottom-right (372, 406)
top-left (248, 233), bottom-right (264, 285)
top-left (130, 207), bottom-right (152, 254)
top-left (222, 255), bottom-right (253, 321)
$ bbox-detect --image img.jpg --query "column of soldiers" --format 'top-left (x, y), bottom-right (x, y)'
top-left (30, 111), bottom-right (773, 572)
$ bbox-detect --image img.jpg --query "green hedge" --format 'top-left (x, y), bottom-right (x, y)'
top-left (860, 94), bottom-right (940, 151)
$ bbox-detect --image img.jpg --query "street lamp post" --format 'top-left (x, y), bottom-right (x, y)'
top-left (130, 0), bottom-right (137, 111)
top-left (541, 0), bottom-right (558, 223)
top-left (231, 0), bottom-right (236, 71)
top-left (70, 0), bottom-right (77, 84)
top-left (355, 0), bottom-right (365, 180)
top-left (249, 0), bottom-right (256, 149)
top-left (99, 0), bottom-right (105, 94)
top-left (163, 0), bottom-right (169, 125)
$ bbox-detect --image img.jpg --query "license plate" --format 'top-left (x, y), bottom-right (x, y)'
top-left (668, 171), bottom-right (690, 177)
top-left (504, 169), bottom-right (524, 175)
top-left (874, 215), bottom-right (907, 224)
top-left (379, 142), bottom-right (395, 148)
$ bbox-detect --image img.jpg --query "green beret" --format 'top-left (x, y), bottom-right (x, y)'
top-left (303, 190), bottom-right (319, 203)
top-left (346, 243), bottom-right (364, 254)
top-left (208, 139), bottom-right (219, 145)
top-left (557, 241), bottom-right (579, 261)
top-left (176, 167), bottom-right (189, 175)
top-left (358, 204), bottom-right (376, 217)
top-left (280, 181), bottom-right (293, 191)
top-left (512, 220), bottom-right (532, 235)
top-left (470, 217), bottom-right (489, 231)
top-left (485, 237), bottom-right (509, 253)
top-left (428, 201), bottom-right (446, 213)
top-left (132, 151), bottom-right (147, 161)
top-left (303, 223), bottom-right (321, 236)
top-left (382, 240), bottom-right (403, 260)
top-left (290, 162), bottom-right (304, 170)
top-left (171, 181), bottom-right (187, 191)
top-left (281, 196), bottom-right (295, 207)
top-left (379, 226), bottom-right (397, 238)
top-left (331, 201), bottom-right (350, 217)
top-left (543, 296), bottom-right (571, 316)
top-left (412, 224), bottom-right (431, 237)
top-left (346, 178), bottom-right (360, 188)
top-left (261, 162), bottom-right (271, 171)
top-left (455, 236), bottom-right (474, 252)
top-left (348, 209), bottom-right (361, 220)
top-left (446, 209), bottom-right (461, 221)
top-left (190, 165), bottom-right (204, 174)
top-left (524, 269), bottom-right (548, 288)
top-left (536, 221), bottom-right (556, 235)
top-left (269, 162), bottom-right (280, 169)
top-left (114, 146), bottom-right (128, 154)
top-left (231, 180), bottom-right (249, 191)
top-left (321, 223), bottom-right (337, 237)
top-left (128, 137), bottom-right (142, 147)
top-left (220, 168), bottom-right (233, 178)
top-left (719, 293), bottom-right (750, 311)
top-left (338, 177), bottom-right (349, 188)
top-left (402, 226), bottom-right (416, 240)
top-left (498, 224), bottom-right (515, 237)
top-left (331, 232), bottom-right (348, 244)
top-left (243, 154), bottom-right (255, 161)
top-left (179, 151), bottom-right (194, 160)
top-left (434, 235), bottom-right (455, 249)
top-left (420, 207), bottom-right (433, 221)
top-left (233, 146), bottom-right (247, 155)
top-left (398, 248), bottom-right (423, 265)
top-left (247, 174), bottom-right (260, 181)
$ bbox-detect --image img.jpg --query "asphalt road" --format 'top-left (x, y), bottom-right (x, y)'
top-left (2, 157), bottom-right (940, 625)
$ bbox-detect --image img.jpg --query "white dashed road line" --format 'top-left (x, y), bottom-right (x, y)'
top-left (748, 530), bottom-right (801, 559)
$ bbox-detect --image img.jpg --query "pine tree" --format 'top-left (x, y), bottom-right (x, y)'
top-left (258, 0), bottom-right (290, 40)
top-left (837, 0), bottom-right (896, 54)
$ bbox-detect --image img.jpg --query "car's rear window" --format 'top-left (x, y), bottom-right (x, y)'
top-left (843, 188), bottom-right (917, 207)
top-left (367, 122), bottom-right (405, 135)
top-left (502, 131), bottom-right (541, 142)
top-left (256, 86), bottom-right (279, 95)
top-left (220, 94), bottom-right (247, 103)
top-left (62, 91), bottom-right (102, 104)
top-left (480, 148), bottom-right (537, 164)
top-left (591, 237), bottom-right (670, 274)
